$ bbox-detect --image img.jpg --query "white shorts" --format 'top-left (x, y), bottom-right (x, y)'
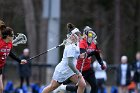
top-left (52, 64), bottom-right (75, 83)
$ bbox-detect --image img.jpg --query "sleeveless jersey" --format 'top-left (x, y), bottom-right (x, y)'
top-left (0, 37), bottom-right (12, 69)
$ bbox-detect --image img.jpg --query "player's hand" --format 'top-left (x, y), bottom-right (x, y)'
top-left (76, 73), bottom-right (83, 86)
top-left (77, 73), bottom-right (82, 78)
top-left (20, 59), bottom-right (27, 64)
top-left (101, 64), bottom-right (107, 70)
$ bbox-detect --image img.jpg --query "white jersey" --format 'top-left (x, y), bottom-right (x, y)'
top-left (93, 60), bottom-right (107, 80)
top-left (52, 43), bottom-right (80, 82)
top-left (121, 64), bottom-right (128, 85)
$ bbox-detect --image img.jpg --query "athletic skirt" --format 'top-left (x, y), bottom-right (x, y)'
top-left (52, 63), bottom-right (75, 83)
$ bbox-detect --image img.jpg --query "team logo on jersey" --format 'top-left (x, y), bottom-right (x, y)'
top-left (87, 48), bottom-right (95, 53)
top-left (0, 48), bottom-right (10, 52)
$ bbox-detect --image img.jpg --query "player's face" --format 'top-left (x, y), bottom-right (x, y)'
top-left (72, 32), bottom-right (81, 43)
top-left (136, 53), bottom-right (140, 60)
top-left (87, 33), bottom-right (93, 44)
top-left (87, 31), bottom-right (94, 43)
top-left (8, 31), bottom-right (14, 42)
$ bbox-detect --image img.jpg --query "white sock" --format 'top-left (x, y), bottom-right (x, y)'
top-left (60, 84), bottom-right (66, 90)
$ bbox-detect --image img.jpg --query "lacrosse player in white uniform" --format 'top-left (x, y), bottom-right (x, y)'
top-left (42, 23), bottom-right (86, 93)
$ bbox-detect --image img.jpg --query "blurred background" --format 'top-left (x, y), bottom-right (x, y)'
top-left (0, 0), bottom-right (140, 92)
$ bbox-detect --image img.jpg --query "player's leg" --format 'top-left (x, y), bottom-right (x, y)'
top-left (82, 69), bottom-right (98, 93)
top-left (26, 77), bottom-right (30, 87)
top-left (42, 79), bottom-right (60, 93)
top-left (0, 70), bottom-right (4, 93)
top-left (53, 79), bottom-right (77, 93)
top-left (20, 77), bottom-right (24, 88)
top-left (63, 79), bottom-right (78, 92)
top-left (70, 74), bottom-right (86, 93)
top-left (96, 79), bottom-right (104, 93)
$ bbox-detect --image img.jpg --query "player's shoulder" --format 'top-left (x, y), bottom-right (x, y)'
top-left (80, 39), bottom-right (86, 43)
top-left (8, 41), bottom-right (13, 47)
top-left (91, 42), bottom-right (97, 48)
top-left (91, 41), bottom-right (97, 45)
top-left (79, 39), bottom-right (87, 45)
top-left (79, 39), bottom-right (87, 49)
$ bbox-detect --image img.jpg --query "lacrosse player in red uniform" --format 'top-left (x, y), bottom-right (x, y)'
top-left (76, 26), bottom-right (106, 93)
top-left (0, 27), bottom-right (27, 92)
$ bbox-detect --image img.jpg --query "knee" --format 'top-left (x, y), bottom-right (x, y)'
top-left (0, 86), bottom-right (3, 92)
top-left (42, 84), bottom-right (57, 93)
top-left (50, 84), bottom-right (57, 90)
top-left (78, 80), bottom-right (86, 88)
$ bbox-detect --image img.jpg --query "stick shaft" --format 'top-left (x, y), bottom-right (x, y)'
top-left (76, 58), bottom-right (86, 86)
top-left (27, 43), bottom-right (64, 61)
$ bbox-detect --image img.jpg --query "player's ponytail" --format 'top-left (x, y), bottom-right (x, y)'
top-left (1, 27), bottom-right (14, 39)
top-left (67, 23), bottom-right (75, 34)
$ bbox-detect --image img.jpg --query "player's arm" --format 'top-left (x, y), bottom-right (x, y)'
top-left (87, 46), bottom-right (104, 68)
top-left (9, 51), bottom-right (21, 63)
top-left (93, 51), bottom-right (103, 66)
top-left (9, 52), bottom-right (27, 64)
top-left (68, 57), bottom-right (80, 74)
top-left (89, 51), bottom-right (106, 70)
top-left (67, 46), bottom-right (80, 74)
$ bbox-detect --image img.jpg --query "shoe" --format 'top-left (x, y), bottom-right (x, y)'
top-left (53, 84), bottom-right (66, 93)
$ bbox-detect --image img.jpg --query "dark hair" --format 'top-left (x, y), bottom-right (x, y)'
top-left (67, 23), bottom-right (75, 34)
top-left (1, 27), bottom-right (14, 39)
top-left (0, 20), bottom-right (6, 31)
top-left (0, 25), bottom-right (6, 31)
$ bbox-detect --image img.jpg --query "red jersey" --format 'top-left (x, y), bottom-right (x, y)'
top-left (76, 38), bottom-right (97, 71)
top-left (0, 37), bottom-right (13, 69)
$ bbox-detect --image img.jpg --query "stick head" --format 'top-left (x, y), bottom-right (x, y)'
top-left (12, 33), bottom-right (27, 46)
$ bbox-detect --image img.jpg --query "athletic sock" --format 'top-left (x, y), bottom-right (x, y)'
top-left (59, 84), bottom-right (66, 90)
top-left (66, 85), bottom-right (77, 92)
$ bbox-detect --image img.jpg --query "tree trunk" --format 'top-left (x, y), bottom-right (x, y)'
top-left (133, 0), bottom-right (140, 53)
top-left (22, 0), bottom-right (38, 82)
top-left (38, 16), bottom-right (48, 84)
top-left (37, 0), bottom-right (50, 84)
top-left (22, 0), bottom-right (37, 58)
top-left (114, 0), bottom-right (121, 64)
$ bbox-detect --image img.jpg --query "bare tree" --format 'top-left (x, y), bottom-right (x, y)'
top-left (38, 9), bottom-right (48, 85)
top-left (114, 0), bottom-right (121, 64)
top-left (22, 0), bottom-right (40, 82)
top-left (133, 0), bottom-right (140, 53)
top-left (22, 0), bottom-right (37, 58)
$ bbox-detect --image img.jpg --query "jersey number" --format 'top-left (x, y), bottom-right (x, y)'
top-left (2, 53), bottom-right (9, 60)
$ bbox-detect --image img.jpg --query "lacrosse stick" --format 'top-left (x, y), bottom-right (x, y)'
top-left (27, 39), bottom-right (67, 61)
top-left (76, 55), bottom-right (86, 86)
top-left (12, 33), bottom-right (27, 46)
